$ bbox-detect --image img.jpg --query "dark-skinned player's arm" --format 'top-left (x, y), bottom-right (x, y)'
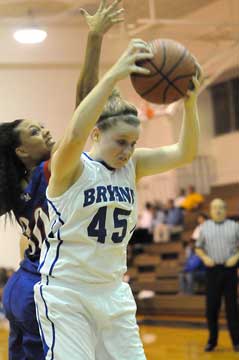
top-left (49, 0), bottom-right (124, 167)
top-left (20, 235), bottom-right (29, 260)
top-left (75, 0), bottom-right (124, 108)
top-left (48, 40), bottom-right (153, 197)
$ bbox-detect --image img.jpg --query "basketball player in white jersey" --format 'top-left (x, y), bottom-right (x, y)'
top-left (35, 39), bottom-right (201, 359)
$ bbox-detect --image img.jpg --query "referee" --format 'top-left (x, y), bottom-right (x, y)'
top-left (196, 198), bottom-right (239, 352)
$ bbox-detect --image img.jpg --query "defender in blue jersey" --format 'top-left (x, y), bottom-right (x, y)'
top-left (0, 2), bottom-right (124, 359)
top-left (2, 159), bottom-right (51, 360)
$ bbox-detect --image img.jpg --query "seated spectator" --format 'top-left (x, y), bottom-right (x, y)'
top-left (131, 202), bottom-right (154, 244)
top-left (191, 212), bottom-right (209, 241)
top-left (183, 213), bottom-right (208, 258)
top-left (174, 188), bottom-right (186, 208)
top-left (181, 185), bottom-right (204, 211)
top-left (6, 268), bottom-right (14, 280)
top-left (0, 268), bottom-right (8, 319)
top-left (151, 202), bottom-right (165, 232)
top-left (137, 202), bottom-right (154, 230)
top-left (153, 199), bottom-right (184, 242)
top-left (0, 268), bottom-right (8, 299)
top-left (179, 241), bottom-right (206, 294)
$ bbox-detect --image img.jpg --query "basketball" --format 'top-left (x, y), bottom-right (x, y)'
top-left (130, 39), bottom-right (197, 105)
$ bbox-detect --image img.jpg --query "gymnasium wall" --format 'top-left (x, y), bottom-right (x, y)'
top-left (0, 67), bottom-right (177, 268)
top-left (0, 26), bottom-right (238, 268)
top-left (171, 88), bottom-right (239, 187)
top-left (1, 65), bottom-right (239, 268)
top-left (0, 67), bottom-right (80, 268)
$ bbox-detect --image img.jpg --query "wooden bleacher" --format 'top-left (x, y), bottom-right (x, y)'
top-left (129, 247), bottom-right (184, 296)
top-left (143, 242), bottom-right (184, 259)
top-left (137, 295), bottom-right (226, 317)
top-left (137, 295), bottom-right (206, 316)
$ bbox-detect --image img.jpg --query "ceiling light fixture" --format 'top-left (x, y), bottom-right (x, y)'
top-left (13, 28), bottom-right (47, 44)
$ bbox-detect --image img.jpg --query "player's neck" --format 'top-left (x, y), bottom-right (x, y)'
top-left (88, 148), bottom-right (102, 162)
top-left (87, 150), bottom-right (115, 171)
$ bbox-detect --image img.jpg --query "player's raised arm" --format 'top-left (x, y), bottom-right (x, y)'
top-left (49, 0), bottom-right (124, 167)
top-left (75, 0), bottom-right (124, 108)
top-left (48, 40), bottom-right (153, 196)
top-left (133, 71), bottom-right (201, 181)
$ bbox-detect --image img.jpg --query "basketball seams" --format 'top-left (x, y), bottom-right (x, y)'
top-left (130, 39), bottom-right (197, 104)
top-left (131, 40), bottom-right (166, 79)
top-left (141, 59), bottom-right (184, 99)
top-left (163, 72), bottom-right (196, 103)
top-left (140, 48), bottom-right (190, 99)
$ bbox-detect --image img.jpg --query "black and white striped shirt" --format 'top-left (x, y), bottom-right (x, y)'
top-left (196, 219), bottom-right (239, 264)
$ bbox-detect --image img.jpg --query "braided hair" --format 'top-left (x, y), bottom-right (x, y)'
top-left (96, 89), bottom-right (140, 131)
top-left (0, 119), bottom-right (26, 218)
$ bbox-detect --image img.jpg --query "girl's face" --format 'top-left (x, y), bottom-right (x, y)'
top-left (93, 121), bottom-right (140, 169)
top-left (15, 119), bottom-right (55, 165)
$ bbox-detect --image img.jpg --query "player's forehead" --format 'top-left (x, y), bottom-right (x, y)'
top-left (110, 121), bottom-right (140, 139)
top-left (17, 119), bottom-right (42, 132)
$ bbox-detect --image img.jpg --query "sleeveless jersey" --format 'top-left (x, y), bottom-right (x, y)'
top-left (39, 153), bottom-right (137, 284)
top-left (14, 161), bottom-right (50, 273)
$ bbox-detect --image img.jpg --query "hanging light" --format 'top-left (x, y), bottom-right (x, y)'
top-left (13, 28), bottom-right (47, 44)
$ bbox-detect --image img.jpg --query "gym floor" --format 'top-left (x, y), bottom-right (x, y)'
top-left (0, 318), bottom-right (238, 360)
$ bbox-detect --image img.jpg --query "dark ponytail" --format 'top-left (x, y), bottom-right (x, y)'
top-left (0, 119), bottom-right (26, 218)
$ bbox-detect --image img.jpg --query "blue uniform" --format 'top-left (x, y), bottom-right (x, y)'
top-left (3, 160), bottom-right (50, 360)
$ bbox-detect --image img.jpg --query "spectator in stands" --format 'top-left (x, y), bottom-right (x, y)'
top-left (195, 198), bottom-right (239, 352)
top-left (182, 185), bottom-right (204, 211)
top-left (153, 199), bottom-right (184, 242)
top-left (0, 268), bottom-right (8, 319)
top-left (6, 268), bottom-right (14, 280)
top-left (131, 202), bottom-right (154, 244)
top-left (138, 202), bottom-right (154, 230)
top-left (151, 202), bottom-right (165, 232)
top-left (174, 188), bottom-right (186, 208)
top-left (191, 212), bottom-right (209, 241)
top-left (179, 240), bottom-right (205, 294)
top-left (0, 268), bottom-right (8, 298)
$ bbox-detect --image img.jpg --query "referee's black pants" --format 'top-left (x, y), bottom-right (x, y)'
top-left (206, 265), bottom-right (239, 346)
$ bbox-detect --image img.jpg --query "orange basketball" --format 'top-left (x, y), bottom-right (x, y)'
top-left (130, 39), bottom-right (197, 105)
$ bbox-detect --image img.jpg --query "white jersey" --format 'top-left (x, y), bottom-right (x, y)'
top-left (39, 152), bottom-right (137, 284)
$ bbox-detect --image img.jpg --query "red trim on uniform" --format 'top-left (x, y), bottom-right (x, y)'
top-left (43, 161), bottom-right (51, 183)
